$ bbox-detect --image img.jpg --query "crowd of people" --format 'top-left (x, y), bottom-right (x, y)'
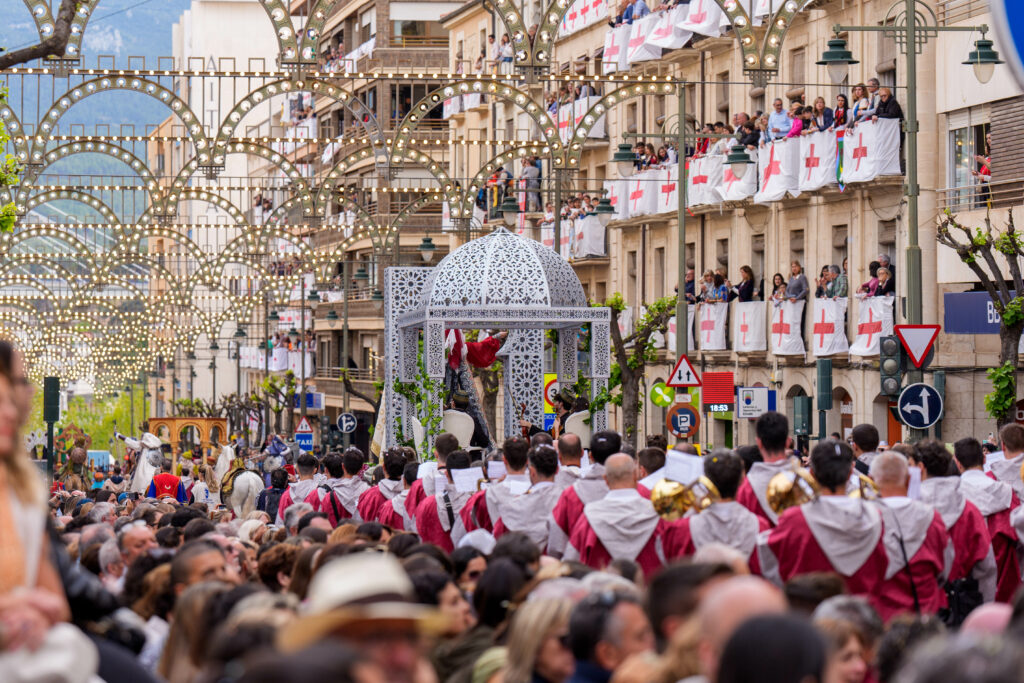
top-left (7, 328), bottom-right (1024, 681)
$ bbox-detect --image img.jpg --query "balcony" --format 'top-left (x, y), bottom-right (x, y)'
top-left (315, 366), bottom-right (382, 410)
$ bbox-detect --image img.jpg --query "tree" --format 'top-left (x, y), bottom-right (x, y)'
top-left (936, 208), bottom-right (1023, 426)
top-left (0, 0), bottom-right (79, 71)
top-left (597, 293), bottom-right (677, 448)
top-left (27, 389), bottom-right (144, 456)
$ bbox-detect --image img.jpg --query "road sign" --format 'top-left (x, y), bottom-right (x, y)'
top-left (993, 1), bottom-right (1024, 90)
top-left (292, 392), bottom-right (325, 411)
top-left (295, 416), bottom-right (314, 450)
top-left (736, 387), bottom-right (777, 419)
top-left (666, 355), bottom-right (701, 387)
top-left (650, 383), bottom-right (676, 408)
top-left (894, 325), bottom-right (940, 368)
top-left (897, 383), bottom-right (944, 430)
top-left (543, 373), bottom-right (558, 431)
top-left (702, 371), bottom-right (735, 411)
top-left (666, 403), bottom-right (700, 439)
top-left (337, 412), bottom-right (357, 434)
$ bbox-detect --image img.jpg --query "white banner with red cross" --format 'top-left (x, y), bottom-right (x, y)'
top-left (603, 25), bottom-right (631, 74)
top-left (462, 92), bottom-right (482, 110)
top-left (625, 170), bottom-right (659, 216)
top-left (572, 214), bottom-right (606, 258)
top-left (559, 0), bottom-right (608, 37)
top-left (516, 177), bottom-right (527, 233)
top-left (718, 150), bottom-right (757, 202)
top-left (733, 301), bottom-right (767, 352)
top-left (540, 221), bottom-right (573, 260)
top-left (558, 104), bottom-right (573, 144)
top-left (752, 0), bottom-right (785, 24)
top-left (841, 118), bottom-right (902, 184)
top-left (770, 300), bottom-right (805, 355)
top-left (443, 96), bottom-right (462, 118)
top-left (573, 96), bottom-right (606, 139)
top-left (754, 138), bottom-right (801, 204)
top-left (849, 295), bottom-right (894, 356)
top-left (560, 0), bottom-right (581, 34)
top-left (627, 13), bottom-right (663, 63)
top-left (667, 310), bottom-right (696, 353)
top-left (687, 155), bottom-right (724, 207)
top-left (648, 6), bottom-right (692, 50)
top-left (678, 0), bottom-right (725, 37)
top-left (811, 297), bottom-right (849, 357)
top-left (656, 165), bottom-right (679, 213)
top-left (604, 179), bottom-right (628, 220)
top-left (798, 130), bottom-right (838, 192)
top-left (697, 302), bottom-right (729, 351)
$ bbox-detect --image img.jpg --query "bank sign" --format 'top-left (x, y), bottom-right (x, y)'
top-left (943, 292), bottom-right (1004, 334)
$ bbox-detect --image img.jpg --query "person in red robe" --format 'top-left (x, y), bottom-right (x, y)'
top-left (634, 447), bottom-right (665, 499)
top-left (914, 439), bottom-right (997, 603)
top-left (758, 440), bottom-right (889, 612)
top-left (404, 433), bottom-right (460, 524)
top-left (493, 445), bottom-right (562, 547)
top-left (564, 453), bottom-right (666, 579)
top-left (379, 462), bottom-right (419, 532)
top-left (146, 459), bottom-right (186, 502)
top-left (462, 437), bottom-right (531, 532)
top-left (315, 450), bottom-right (370, 525)
top-left (988, 423), bottom-right (1024, 500)
top-left (736, 412), bottom-right (797, 527)
top-left (275, 453), bottom-right (320, 526)
top-left (548, 430), bottom-right (622, 557)
top-left (663, 450), bottom-right (769, 572)
top-left (954, 437), bottom-right (1021, 602)
top-left (553, 433), bottom-right (584, 490)
top-left (358, 448), bottom-right (408, 523)
top-left (413, 450), bottom-right (473, 552)
top-left (869, 451), bottom-right (951, 621)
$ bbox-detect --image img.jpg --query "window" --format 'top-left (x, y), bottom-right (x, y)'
top-left (359, 9), bottom-right (376, 43)
top-left (790, 229), bottom-right (805, 266)
top-left (392, 20), bottom-right (446, 46)
top-left (717, 71), bottom-right (729, 115)
top-left (876, 20), bottom-right (897, 89)
top-left (751, 234), bottom-right (765, 296)
top-left (654, 247), bottom-right (665, 299)
top-left (627, 250), bottom-right (638, 304)
top-left (715, 239), bottom-right (728, 270)
top-left (878, 219), bottom-right (896, 252)
top-left (831, 225), bottom-right (848, 271)
top-left (947, 108), bottom-right (989, 206)
top-left (626, 102), bottom-right (638, 133)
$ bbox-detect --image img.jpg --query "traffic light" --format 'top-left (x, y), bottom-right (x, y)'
top-left (879, 336), bottom-right (903, 398)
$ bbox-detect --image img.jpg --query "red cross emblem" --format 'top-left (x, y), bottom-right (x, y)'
top-left (604, 41), bottom-right (620, 60)
top-left (609, 188), bottom-right (619, 207)
top-left (630, 181), bottom-right (645, 212)
top-left (740, 312), bottom-right (749, 345)
top-left (857, 307), bottom-right (882, 347)
top-left (804, 143), bottom-right (820, 181)
top-left (628, 32), bottom-right (647, 54)
top-left (580, 1), bottom-right (591, 22)
top-left (568, 9), bottom-right (578, 23)
top-left (651, 19), bottom-right (673, 41)
top-left (772, 308), bottom-right (790, 346)
top-left (852, 133), bottom-right (868, 171)
top-left (701, 307), bottom-right (716, 343)
top-left (661, 181), bottom-right (676, 202)
top-left (762, 144), bottom-right (782, 187)
top-left (692, 174), bottom-right (709, 185)
top-left (723, 168), bottom-right (741, 194)
top-left (688, 0), bottom-right (707, 24)
top-left (813, 308), bottom-right (835, 349)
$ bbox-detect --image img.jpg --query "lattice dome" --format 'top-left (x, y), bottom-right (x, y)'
top-left (421, 227), bottom-right (586, 309)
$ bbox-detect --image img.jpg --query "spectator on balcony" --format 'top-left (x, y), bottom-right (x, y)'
top-left (858, 78), bottom-right (882, 120)
top-left (520, 159), bottom-right (541, 212)
top-left (785, 103), bottom-right (805, 138)
top-left (454, 49), bottom-right (464, 75)
top-left (655, 146), bottom-right (671, 166)
top-left (877, 253), bottom-right (894, 283)
top-left (734, 266), bottom-right (757, 302)
top-left (807, 97), bottom-right (834, 133)
top-left (831, 93), bottom-right (848, 130)
top-left (857, 261), bottom-right (881, 297)
top-left (875, 268), bottom-right (895, 297)
top-left (786, 261), bottom-right (808, 302)
top-left (527, 24), bottom-right (538, 44)
top-left (694, 124), bottom-right (713, 156)
top-left (738, 121), bottom-right (760, 150)
top-left (545, 93), bottom-right (558, 118)
top-left (972, 131), bottom-right (992, 204)
top-left (732, 111), bottom-right (750, 138)
top-left (500, 34), bottom-right (513, 66)
top-left (770, 273), bottom-right (787, 301)
top-left (848, 84), bottom-right (870, 127)
top-left (711, 123), bottom-right (735, 154)
top-left (830, 265), bottom-right (848, 299)
top-left (814, 266), bottom-right (832, 298)
top-left (755, 114), bottom-right (770, 146)
top-left (767, 98), bottom-right (789, 141)
top-left (871, 87), bottom-right (903, 123)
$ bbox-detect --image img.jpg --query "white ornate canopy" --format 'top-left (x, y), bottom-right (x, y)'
top-left (383, 228), bottom-right (611, 451)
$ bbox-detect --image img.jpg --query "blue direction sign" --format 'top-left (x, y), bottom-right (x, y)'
top-left (665, 403), bottom-right (700, 439)
top-left (993, 1), bottom-right (1024, 89)
top-left (897, 383), bottom-right (944, 430)
top-left (337, 412), bottom-right (357, 434)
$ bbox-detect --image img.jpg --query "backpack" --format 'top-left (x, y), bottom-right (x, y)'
top-left (306, 485), bottom-right (349, 528)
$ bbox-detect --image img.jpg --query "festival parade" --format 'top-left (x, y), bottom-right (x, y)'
top-left (1, 0), bottom-right (1024, 681)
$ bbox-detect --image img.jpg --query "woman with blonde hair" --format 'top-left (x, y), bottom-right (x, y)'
top-left (503, 599), bottom-right (575, 683)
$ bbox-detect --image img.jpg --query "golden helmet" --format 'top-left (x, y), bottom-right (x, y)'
top-left (766, 466), bottom-right (819, 515)
top-left (650, 476), bottom-right (720, 521)
top-left (849, 472), bottom-right (879, 501)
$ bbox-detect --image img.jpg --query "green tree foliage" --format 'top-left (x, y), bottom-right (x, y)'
top-left (27, 388), bottom-right (145, 454)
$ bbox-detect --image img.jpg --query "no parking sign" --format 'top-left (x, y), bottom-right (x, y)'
top-left (666, 403), bottom-right (700, 439)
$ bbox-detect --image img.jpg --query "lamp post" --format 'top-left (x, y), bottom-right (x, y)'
top-left (267, 307), bottom-right (279, 436)
top-left (209, 340), bottom-right (219, 413)
top-left (818, 0), bottom-right (1001, 439)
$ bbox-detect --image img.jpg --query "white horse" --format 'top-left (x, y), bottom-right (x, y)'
top-left (214, 445), bottom-right (263, 517)
top-left (121, 432), bottom-right (162, 495)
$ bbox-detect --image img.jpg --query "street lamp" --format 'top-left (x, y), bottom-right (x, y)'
top-left (209, 341), bottom-right (220, 351)
top-left (325, 310), bottom-right (339, 327)
top-left (234, 327), bottom-right (246, 339)
top-left (354, 266), bottom-right (369, 283)
top-left (288, 327), bottom-right (300, 345)
top-left (499, 194), bottom-right (520, 227)
top-left (963, 37), bottom-right (1003, 84)
top-left (815, 36), bottom-right (858, 85)
top-left (725, 146), bottom-right (754, 179)
top-left (418, 236), bottom-right (437, 263)
top-left (611, 142), bottom-right (637, 178)
top-left (594, 195), bottom-right (615, 227)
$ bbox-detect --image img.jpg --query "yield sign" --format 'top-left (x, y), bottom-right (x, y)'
top-left (894, 325), bottom-right (941, 368)
top-left (666, 354), bottom-right (701, 387)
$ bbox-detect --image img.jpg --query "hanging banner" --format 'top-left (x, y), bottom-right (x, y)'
top-left (733, 301), bottom-right (767, 352)
top-left (573, 96), bottom-right (606, 139)
top-left (770, 300), bottom-right (805, 356)
top-left (667, 310), bottom-right (696, 354)
top-left (754, 138), bottom-right (801, 204)
top-left (718, 152), bottom-right (758, 202)
top-left (602, 25), bottom-right (631, 74)
top-left (462, 92), bottom-right (482, 110)
top-left (648, 5), bottom-right (692, 49)
top-left (572, 214), bottom-right (606, 258)
top-left (626, 170), bottom-right (659, 216)
top-left (798, 129), bottom-right (838, 192)
top-left (698, 302), bottom-right (729, 350)
top-left (627, 13), bottom-right (663, 64)
top-left (687, 155), bottom-right (724, 207)
top-left (811, 297), bottom-right (849, 357)
top-left (605, 179), bottom-right (628, 220)
top-left (442, 96), bottom-right (462, 118)
top-left (558, 103), bottom-right (573, 144)
top-left (656, 164), bottom-right (679, 213)
top-left (841, 118), bottom-right (902, 184)
top-left (849, 296), bottom-right (895, 356)
top-left (678, 0), bottom-right (723, 37)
